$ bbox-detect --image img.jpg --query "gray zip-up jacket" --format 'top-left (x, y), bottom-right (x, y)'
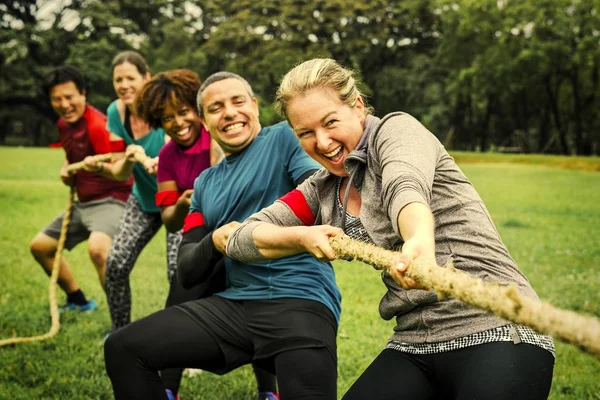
top-left (227, 112), bottom-right (539, 343)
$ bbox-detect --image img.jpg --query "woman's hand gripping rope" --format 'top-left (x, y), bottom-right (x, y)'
top-left (328, 235), bottom-right (600, 360)
top-left (124, 145), bottom-right (157, 175)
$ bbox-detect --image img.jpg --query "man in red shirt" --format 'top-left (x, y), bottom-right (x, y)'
top-left (30, 66), bottom-right (132, 312)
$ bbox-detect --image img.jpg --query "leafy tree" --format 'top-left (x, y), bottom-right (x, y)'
top-left (0, 0), bottom-right (598, 154)
top-left (432, 0), bottom-right (600, 154)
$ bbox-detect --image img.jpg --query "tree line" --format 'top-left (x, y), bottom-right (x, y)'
top-left (1, 0), bottom-right (598, 155)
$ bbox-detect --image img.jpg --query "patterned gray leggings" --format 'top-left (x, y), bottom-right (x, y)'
top-left (105, 195), bottom-right (182, 331)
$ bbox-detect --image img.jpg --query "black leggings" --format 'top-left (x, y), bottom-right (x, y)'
top-left (160, 268), bottom-right (227, 394)
top-left (105, 306), bottom-right (336, 400)
top-left (159, 269), bottom-right (276, 395)
top-left (343, 343), bottom-right (554, 400)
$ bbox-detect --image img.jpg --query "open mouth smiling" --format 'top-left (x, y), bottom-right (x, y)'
top-left (323, 146), bottom-right (342, 159)
top-left (176, 126), bottom-right (191, 137)
top-left (224, 122), bottom-right (244, 133)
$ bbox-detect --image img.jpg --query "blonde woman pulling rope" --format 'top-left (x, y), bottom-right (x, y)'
top-left (227, 58), bottom-right (555, 400)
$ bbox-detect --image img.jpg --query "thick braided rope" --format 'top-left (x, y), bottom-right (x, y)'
top-left (330, 236), bottom-right (600, 360)
top-left (66, 150), bottom-right (151, 173)
top-left (132, 149), bottom-right (151, 165)
top-left (0, 187), bottom-right (74, 347)
top-left (65, 153), bottom-right (111, 173)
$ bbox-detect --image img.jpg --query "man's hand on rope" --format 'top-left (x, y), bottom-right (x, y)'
top-left (213, 221), bottom-right (242, 254)
top-left (298, 225), bottom-right (345, 262)
top-left (59, 165), bottom-right (74, 186)
top-left (82, 155), bottom-right (104, 174)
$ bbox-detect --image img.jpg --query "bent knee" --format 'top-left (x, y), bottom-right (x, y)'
top-left (30, 234), bottom-right (57, 258)
top-left (88, 233), bottom-right (111, 263)
top-left (104, 331), bottom-right (132, 374)
top-left (104, 332), bottom-right (122, 359)
top-left (105, 327), bottom-right (156, 376)
top-left (88, 246), bottom-right (108, 266)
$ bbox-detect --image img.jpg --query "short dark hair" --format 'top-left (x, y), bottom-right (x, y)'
top-left (196, 71), bottom-right (254, 116)
top-left (42, 65), bottom-right (87, 97)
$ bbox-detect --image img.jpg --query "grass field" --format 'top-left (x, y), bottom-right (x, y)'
top-left (0, 146), bottom-right (599, 400)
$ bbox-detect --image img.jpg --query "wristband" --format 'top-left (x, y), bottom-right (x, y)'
top-left (156, 190), bottom-right (182, 207)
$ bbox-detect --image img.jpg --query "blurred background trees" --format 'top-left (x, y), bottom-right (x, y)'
top-left (1, 0), bottom-right (598, 154)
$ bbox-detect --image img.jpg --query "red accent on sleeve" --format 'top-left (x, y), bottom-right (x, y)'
top-left (85, 106), bottom-right (112, 154)
top-left (49, 142), bottom-right (63, 148)
top-left (109, 139), bottom-right (126, 152)
top-left (155, 190), bottom-right (181, 207)
top-left (278, 189), bottom-right (315, 226)
top-left (183, 212), bottom-right (205, 233)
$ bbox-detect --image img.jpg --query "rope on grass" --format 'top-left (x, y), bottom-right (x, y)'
top-left (329, 236), bottom-right (600, 360)
top-left (0, 187), bottom-right (74, 347)
top-left (65, 153), bottom-right (112, 173)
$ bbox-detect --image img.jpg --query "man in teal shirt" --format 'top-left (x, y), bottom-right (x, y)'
top-left (105, 72), bottom-right (341, 400)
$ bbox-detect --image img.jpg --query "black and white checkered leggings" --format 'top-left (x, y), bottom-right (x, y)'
top-left (105, 195), bottom-right (182, 331)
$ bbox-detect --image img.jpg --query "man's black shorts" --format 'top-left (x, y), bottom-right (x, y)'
top-left (176, 296), bottom-right (338, 374)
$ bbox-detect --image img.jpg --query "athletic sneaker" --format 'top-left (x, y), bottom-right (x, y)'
top-left (257, 392), bottom-right (279, 400)
top-left (165, 389), bottom-right (180, 400)
top-left (59, 299), bottom-right (98, 313)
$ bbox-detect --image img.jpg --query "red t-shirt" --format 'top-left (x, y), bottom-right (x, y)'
top-left (58, 105), bottom-right (132, 203)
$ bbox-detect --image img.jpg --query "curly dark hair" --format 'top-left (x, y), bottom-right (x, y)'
top-left (135, 69), bottom-right (201, 129)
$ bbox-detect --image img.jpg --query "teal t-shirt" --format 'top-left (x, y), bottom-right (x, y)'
top-left (106, 100), bottom-right (165, 213)
top-left (190, 121), bottom-right (342, 322)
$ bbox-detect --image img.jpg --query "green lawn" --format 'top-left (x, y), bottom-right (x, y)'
top-left (0, 147), bottom-right (599, 399)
